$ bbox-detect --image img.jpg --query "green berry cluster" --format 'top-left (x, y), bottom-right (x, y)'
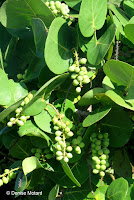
top-left (45, 1), bottom-right (70, 19)
top-left (52, 114), bottom-right (85, 162)
top-left (90, 132), bottom-right (110, 177)
top-left (31, 148), bottom-right (53, 160)
top-left (76, 123), bottom-right (85, 135)
top-left (0, 169), bottom-right (17, 187)
top-left (69, 58), bottom-right (90, 93)
top-left (17, 69), bottom-right (28, 80)
top-left (7, 93), bottom-right (33, 127)
top-left (52, 113), bottom-right (73, 162)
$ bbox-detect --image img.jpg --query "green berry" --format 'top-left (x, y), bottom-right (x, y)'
top-left (56, 156), bottom-right (63, 161)
top-left (66, 146), bottom-right (73, 152)
top-left (57, 121), bottom-right (62, 127)
top-left (77, 76), bottom-right (83, 82)
top-left (100, 154), bottom-right (107, 160)
top-left (44, 148), bottom-right (50, 154)
top-left (74, 67), bottom-right (80, 73)
top-left (79, 58), bottom-right (87, 64)
top-left (28, 93), bottom-right (33, 100)
top-left (54, 126), bottom-right (59, 130)
top-left (100, 165), bottom-right (106, 171)
top-left (45, 154), bottom-right (53, 159)
top-left (96, 164), bottom-right (100, 170)
top-left (100, 171), bottom-right (105, 177)
top-left (61, 122), bottom-right (66, 129)
top-left (79, 71), bottom-right (85, 76)
top-left (103, 141), bottom-right (109, 147)
top-left (55, 131), bottom-right (62, 136)
top-left (0, 179), bottom-right (3, 187)
top-left (71, 73), bottom-right (77, 79)
top-left (58, 140), bottom-right (64, 147)
top-left (2, 177), bottom-right (8, 184)
top-left (56, 151), bottom-right (63, 156)
top-left (77, 131), bottom-right (81, 135)
top-left (65, 127), bottom-right (70, 133)
top-left (66, 131), bottom-right (74, 137)
top-left (72, 139), bottom-right (78, 145)
top-left (4, 169), bottom-right (9, 173)
top-left (103, 148), bottom-right (110, 155)
top-left (95, 140), bottom-right (101, 145)
top-left (10, 117), bottom-right (15, 122)
top-left (36, 148), bottom-right (42, 153)
top-left (103, 133), bottom-right (109, 138)
top-left (92, 156), bottom-right (98, 161)
top-left (15, 108), bottom-right (21, 114)
top-left (24, 97), bottom-right (30, 104)
top-left (50, 1), bottom-right (55, 6)
top-left (98, 134), bottom-right (103, 139)
top-left (56, 144), bottom-right (62, 151)
top-left (9, 172), bottom-right (16, 179)
top-left (80, 66), bottom-right (87, 71)
top-left (35, 153), bottom-right (41, 159)
top-left (67, 153), bottom-right (73, 159)
top-left (73, 79), bottom-right (79, 86)
top-left (79, 142), bottom-right (85, 148)
top-left (45, 2), bottom-right (49, 6)
top-left (7, 122), bottom-right (13, 127)
top-left (60, 113), bottom-right (65, 119)
top-left (20, 116), bottom-right (27, 122)
top-left (76, 87), bottom-right (81, 93)
top-left (55, 1), bottom-right (61, 9)
top-left (31, 148), bottom-right (36, 153)
top-left (100, 160), bottom-right (106, 165)
top-left (60, 142), bottom-right (66, 148)
top-left (55, 136), bottom-right (62, 142)
top-left (95, 146), bottom-right (101, 151)
top-left (69, 65), bottom-right (75, 72)
top-left (93, 169), bottom-right (99, 174)
top-left (82, 77), bottom-right (90, 84)
top-left (92, 149), bottom-right (97, 154)
top-left (75, 146), bottom-right (81, 152)
top-left (17, 74), bottom-right (23, 79)
top-left (16, 120), bottom-right (24, 126)
top-left (98, 150), bottom-right (103, 155)
top-left (21, 101), bottom-right (25, 106)
top-left (65, 121), bottom-right (70, 126)
top-left (77, 136), bottom-right (82, 144)
top-left (51, 5), bottom-right (56, 10)
top-left (95, 159), bottom-right (100, 164)
top-left (64, 157), bottom-right (69, 162)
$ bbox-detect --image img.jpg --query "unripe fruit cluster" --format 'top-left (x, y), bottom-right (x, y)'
top-left (45, 1), bottom-right (71, 19)
top-left (90, 132), bottom-right (110, 177)
top-left (52, 113), bottom-right (73, 162)
top-left (7, 93), bottom-right (33, 128)
top-left (31, 147), bottom-right (53, 160)
top-left (17, 69), bottom-right (28, 80)
top-left (0, 169), bottom-right (16, 187)
top-left (52, 114), bottom-right (85, 162)
top-left (69, 58), bottom-right (90, 93)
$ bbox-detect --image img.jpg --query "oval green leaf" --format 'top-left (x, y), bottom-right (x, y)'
top-left (79, 0), bottom-right (107, 37)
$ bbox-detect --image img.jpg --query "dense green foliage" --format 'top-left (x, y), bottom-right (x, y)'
top-left (0, 0), bottom-right (134, 199)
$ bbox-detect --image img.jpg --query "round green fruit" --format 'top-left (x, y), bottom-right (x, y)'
top-left (100, 165), bottom-right (106, 171)
top-left (67, 153), bottom-right (73, 159)
top-left (56, 151), bottom-right (63, 156)
top-left (55, 131), bottom-right (62, 136)
top-left (66, 146), bottom-right (73, 152)
top-left (0, 179), bottom-right (3, 186)
top-left (56, 156), bottom-right (63, 161)
top-left (7, 122), bottom-right (13, 127)
top-left (71, 73), bottom-right (77, 80)
top-left (100, 171), bottom-right (105, 177)
top-left (64, 157), bottom-right (69, 162)
top-left (2, 177), bottom-right (8, 184)
top-left (35, 153), bottom-right (41, 159)
top-left (45, 154), bottom-right (53, 159)
top-left (79, 58), bottom-right (87, 64)
top-left (56, 144), bottom-right (62, 151)
top-left (31, 148), bottom-right (36, 154)
top-left (73, 79), bottom-right (79, 86)
top-left (95, 164), bottom-right (100, 170)
top-left (69, 65), bottom-right (75, 72)
top-left (76, 87), bottom-right (81, 93)
top-left (55, 136), bottom-right (62, 142)
top-left (74, 67), bottom-right (80, 73)
top-left (93, 169), bottom-right (99, 174)
top-left (79, 142), bottom-right (85, 148)
top-left (36, 148), bottom-right (42, 153)
top-left (4, 169), bottom-right (9, 173)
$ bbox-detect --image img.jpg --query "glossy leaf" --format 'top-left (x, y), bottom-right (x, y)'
top-left (31, 18), bottom-right (47, 58)
top-left (123, 0), bottom-right (134, 18)
top-left (106, 178), bottom-right (128, 200)
top-left (100, 109), bottom-right (133, 147)
top-left (18, 120), bottom-right (51, 146)
top-left (48, 185), bottom-right (59, 200)
top-left (15, 171), bottom-right (27, 192)
top-left (83, 106), bottom-right (111, 127)
top-left (87, 24), bottom-right (116, 65)
top-left (124, 17), bottom-right (134, 44)
top-left (0, 68), bottom-right (11, 105)
top-left (103, 60), bottom-right (134, 88)
top-left (0, 96), bottom-right (26, 122)
top-left (79, 0), bottom-right (107, 37)
top-left (22, 156), bottom-right (43, 175)
top-left (45, 17), bottom-right (76, 74)
top-left (109, 4), bottom-right (129, 26)
top-left (0, 0), bottom-right (55, 29)
top-left (22, 98), bottom-right (46, 116)
top-left (78, 88), bottom-right (105, 106)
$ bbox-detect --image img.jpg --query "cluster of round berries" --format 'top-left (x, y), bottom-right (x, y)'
top-left (17, 69), bottom-right (27, 80)
top-left (7, 94), bottom-right (33, 127)
top-left (52, 113), bottom-right (73, 162)
top-left (52, 114), bottom-right (85, 162)
top-left (0, 169), bottom-right (16, 187)
top-left (31, 147), bottom-right (53, 160)
top-left (69, 58), bottom-right (90, 93)
top-left (90, 132), bottom-right (110, 177)
top-left (45, 1), bottom-right (70, 18)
